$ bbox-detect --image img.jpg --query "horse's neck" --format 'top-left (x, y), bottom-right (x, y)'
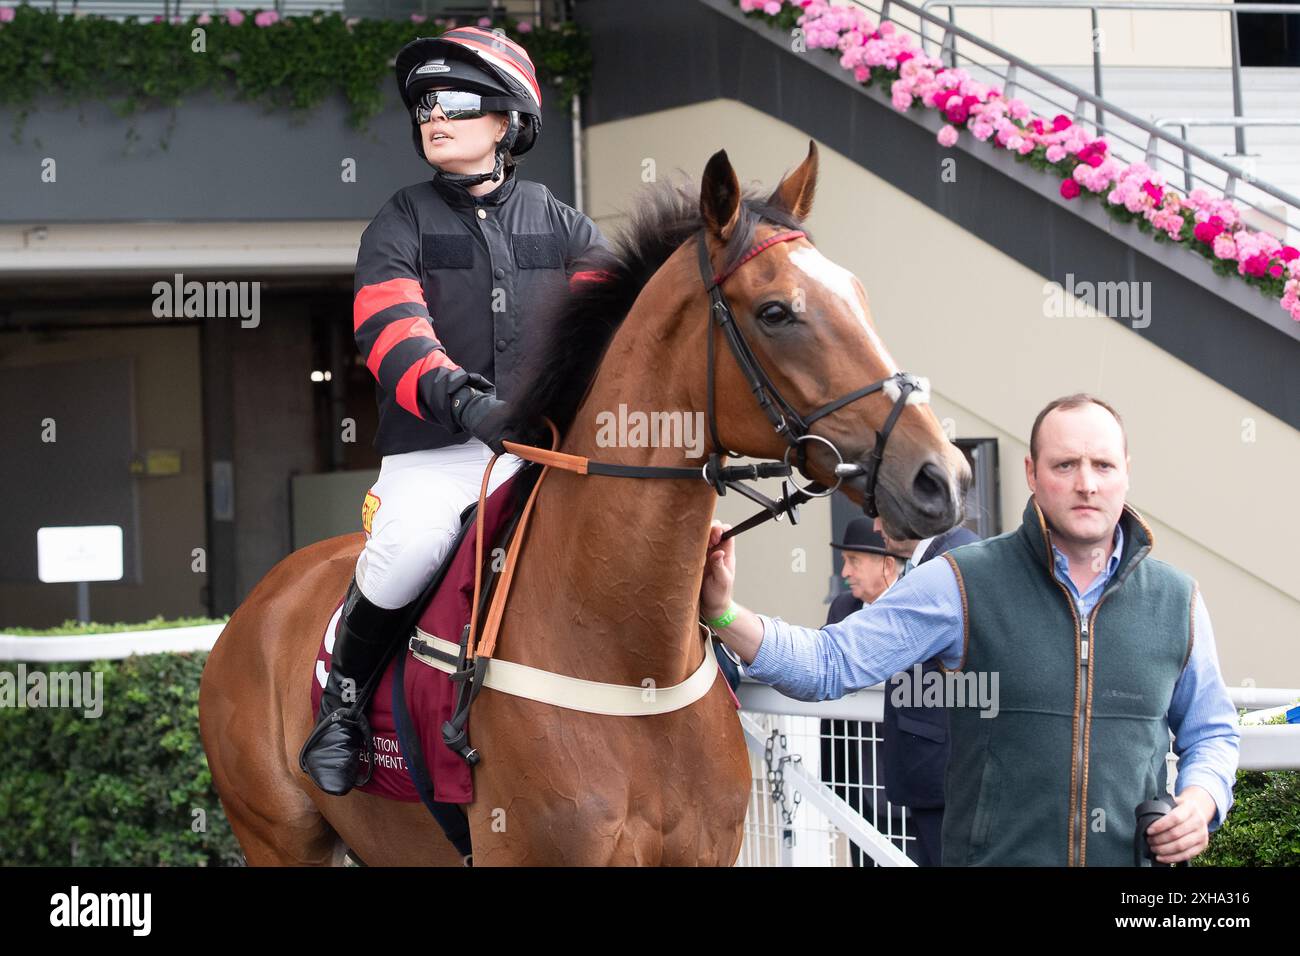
top-left (504, 287), bottom-right (718, 686)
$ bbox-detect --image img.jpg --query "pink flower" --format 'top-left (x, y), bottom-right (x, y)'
top-left (225, 8), bottom-right (245, 25)
top-left (1270, 264), bottom-right (1284, 278)
top-left (1193, 215), bottom-right (1225, 244)
top-left (1141, 180), bottom-right (1163, 204)
top-left (937, 124), bottom-right (959, 147)
top-left (1007, 98), bottom-right (1030, 120)
top-left (197, 11), bottom-right (211, 24)
top-left (1052, 114), bottom-right (1072, 132)
top-left (1017, 138), bottom-right (1035, 155)
top-left (0, 7), bottom-right (13, 23)
top-left (410, 13), bottom-right (426, 23)
top-left (764, 0), bottom-right (783, 14)
top-left (254, 10), bottom-right (278, 27)
top-left (477, 16), bottom-right (492, 26)
top-left (1045, 144), bottom-right (1067, 163)
top-left (1281, 246), bottom-right (1300, 262)
top-left (517, 19), bottom-right (532, 32)
top-left (1060, 179), bottom-right (1081, 199)
top-left (1213, 234), bottom-right (1238, 260)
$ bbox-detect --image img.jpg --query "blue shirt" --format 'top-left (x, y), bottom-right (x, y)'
top-left (747, 523), bottom-right (1241, 829)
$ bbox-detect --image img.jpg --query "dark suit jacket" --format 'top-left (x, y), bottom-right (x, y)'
top-left (880, 524), bottom-right (980, 809)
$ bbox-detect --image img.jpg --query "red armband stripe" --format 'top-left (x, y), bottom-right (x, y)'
top-left (395, 349), bottom-right (460, 420)
top-left (354, 278), bottom-right (426, 332)
top-left (365, 315), bottom-right (443, 379)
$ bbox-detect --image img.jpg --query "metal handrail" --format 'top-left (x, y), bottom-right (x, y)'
top-left (865, 0), bottom-right (1300, 234)
top-left (916, 0), bottom-right (1300, 154)
top-left (1154, 118), bottom-right (1300, 193)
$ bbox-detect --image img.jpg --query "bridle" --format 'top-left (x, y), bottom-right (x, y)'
top-left (502, 225), bottom-right (931, 542)
top-left (696, 227), bottom-right (928, 537)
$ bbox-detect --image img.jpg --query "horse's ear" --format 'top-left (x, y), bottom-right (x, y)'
top-left (700, 149), bottom-right (742, 242)
top-left (768, 139), bottom-right (819, 221)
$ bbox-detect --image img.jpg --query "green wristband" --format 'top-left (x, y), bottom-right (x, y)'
top-left (705, 603), bottom-right (739, 630)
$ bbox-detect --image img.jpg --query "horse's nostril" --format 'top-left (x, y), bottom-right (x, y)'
top-left (911, 461), bottom-right (950, 517)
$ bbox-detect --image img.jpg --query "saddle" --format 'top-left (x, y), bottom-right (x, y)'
top-left (309, 471), bottom-right (529, 854)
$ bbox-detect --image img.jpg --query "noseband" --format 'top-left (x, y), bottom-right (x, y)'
top-left (501, 226), bottom-right (931, 541)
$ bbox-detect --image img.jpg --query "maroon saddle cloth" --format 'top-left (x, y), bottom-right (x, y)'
top-left (310, 474), bottom-right (523, 805)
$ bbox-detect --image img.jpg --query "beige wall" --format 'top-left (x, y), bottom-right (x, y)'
top-left (584, 98), bottom-right (1300, 687)
top-left (0, 320), bottom-right (208, 627)
top-left (886, 3), bottom-right (1234, 68)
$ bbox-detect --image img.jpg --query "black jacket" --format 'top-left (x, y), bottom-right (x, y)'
top-left (353, 170), bottom-right (607, 455)
top-left (881, 524), bottom-right (981, 809)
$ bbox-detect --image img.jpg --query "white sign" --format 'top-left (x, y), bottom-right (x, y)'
top-left (37, 526), bottom-right (124, 583)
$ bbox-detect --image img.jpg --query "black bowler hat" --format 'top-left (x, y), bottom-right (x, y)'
top-left (831, 517), bottom-right (897, 556)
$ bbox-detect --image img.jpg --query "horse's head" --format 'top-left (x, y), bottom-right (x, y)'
top-left (698, 141), bottom-right (970, 539)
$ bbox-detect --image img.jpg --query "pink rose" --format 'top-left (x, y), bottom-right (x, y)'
top-left (197, 11), bottom-right (211, 24)
top-left (937, 124), bottom-right (959, 147)
top-left (1052, 114), bottom-right (1072, 132)
top-left (1045, 144), bottom-right (1067, 163)
top-left (477, 16), bottom-right (491, 26)
top-left (1281, 246), bottom-right (1299, 262)
top-left (517, 19), bottom-right (532, 32)
top-left (225, 9), bottom-right (245, 25)
top-left (0, 7), bottom-right (13, 23)
top-left (1213, 234), bottom-right (1237, 260)
top-left (1060, 179), bottom-right (1081, 199)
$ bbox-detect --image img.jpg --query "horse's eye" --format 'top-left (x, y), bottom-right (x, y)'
top-left (756, 301), bottom-right (792, 326)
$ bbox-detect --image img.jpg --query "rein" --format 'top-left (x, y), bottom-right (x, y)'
top-left (418, 225), bottom-right (932, 751)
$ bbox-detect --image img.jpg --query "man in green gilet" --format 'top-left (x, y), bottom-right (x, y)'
top-left (701, 394), bottom-right (1239, 866)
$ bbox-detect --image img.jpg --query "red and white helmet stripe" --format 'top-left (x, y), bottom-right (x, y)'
top-left (439, 26), bottom-right (541, 110)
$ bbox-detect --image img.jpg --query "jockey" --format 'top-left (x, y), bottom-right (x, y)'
top-left (300, 26), bottom-right (608, 795)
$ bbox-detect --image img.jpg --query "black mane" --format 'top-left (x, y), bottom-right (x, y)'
top-left (502, 177), bottom-right (810, 444)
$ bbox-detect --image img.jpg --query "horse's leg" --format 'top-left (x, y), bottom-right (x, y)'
top-left (201, 534), bottom-right (471, 867)
top-left (201, 536), bottom-right (367, 866)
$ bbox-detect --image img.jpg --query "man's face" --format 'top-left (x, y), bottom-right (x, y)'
top-left (1025, 403), bottom-right (1130, 550)
top-left (841, 551), bottom-right (896, 603)
top-left (419, 86), bottom-right (508, 169)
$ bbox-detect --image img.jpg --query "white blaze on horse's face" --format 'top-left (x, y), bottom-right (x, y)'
top-left (786, 245), bottom-right (898, 372)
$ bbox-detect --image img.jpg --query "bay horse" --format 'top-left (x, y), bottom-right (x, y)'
top-left (199, 142), bottom-right (971, 866)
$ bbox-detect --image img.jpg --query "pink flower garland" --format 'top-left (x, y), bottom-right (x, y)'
top-left (737, 0), bottom-right (1300, 322)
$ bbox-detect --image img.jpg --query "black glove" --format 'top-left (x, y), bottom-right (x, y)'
top-left (450, 387), bottom-right (550, 456)
top-left (451, 387), bottom-right (511, 454)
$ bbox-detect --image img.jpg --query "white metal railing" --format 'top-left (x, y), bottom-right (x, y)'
top-left (738, 679), bottom-right (1300, 866)
top-left (849, 0), bottom-right (1300, 242)
top-left (916, 0), bottom-right (1300, 155)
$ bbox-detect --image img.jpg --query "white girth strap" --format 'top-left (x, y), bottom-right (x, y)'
top-left (409, 625), bottom-right (721, 716)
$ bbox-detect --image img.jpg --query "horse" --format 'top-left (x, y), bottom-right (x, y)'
top-left (198, 141), bottom-right (972, 866)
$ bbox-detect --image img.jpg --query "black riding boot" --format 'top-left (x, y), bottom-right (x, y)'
top-left (298, 578), bottom-right (408, 796)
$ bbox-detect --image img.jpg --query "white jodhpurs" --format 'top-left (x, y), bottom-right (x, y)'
top-left (354, 439), bottom-right (523, 610)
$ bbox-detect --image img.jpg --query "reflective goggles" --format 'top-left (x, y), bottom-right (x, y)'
top-left (414, 89), bottom-right (488, 124)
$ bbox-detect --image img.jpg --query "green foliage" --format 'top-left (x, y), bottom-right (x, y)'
top-left (0, 652), bottom-right (243, 866)
top-left (2, 615), bottom-right (229, 636)
top-left (1195, 769), bottom-right (1300, 866)
top-left (0, 6), bottom-right (591, 147)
